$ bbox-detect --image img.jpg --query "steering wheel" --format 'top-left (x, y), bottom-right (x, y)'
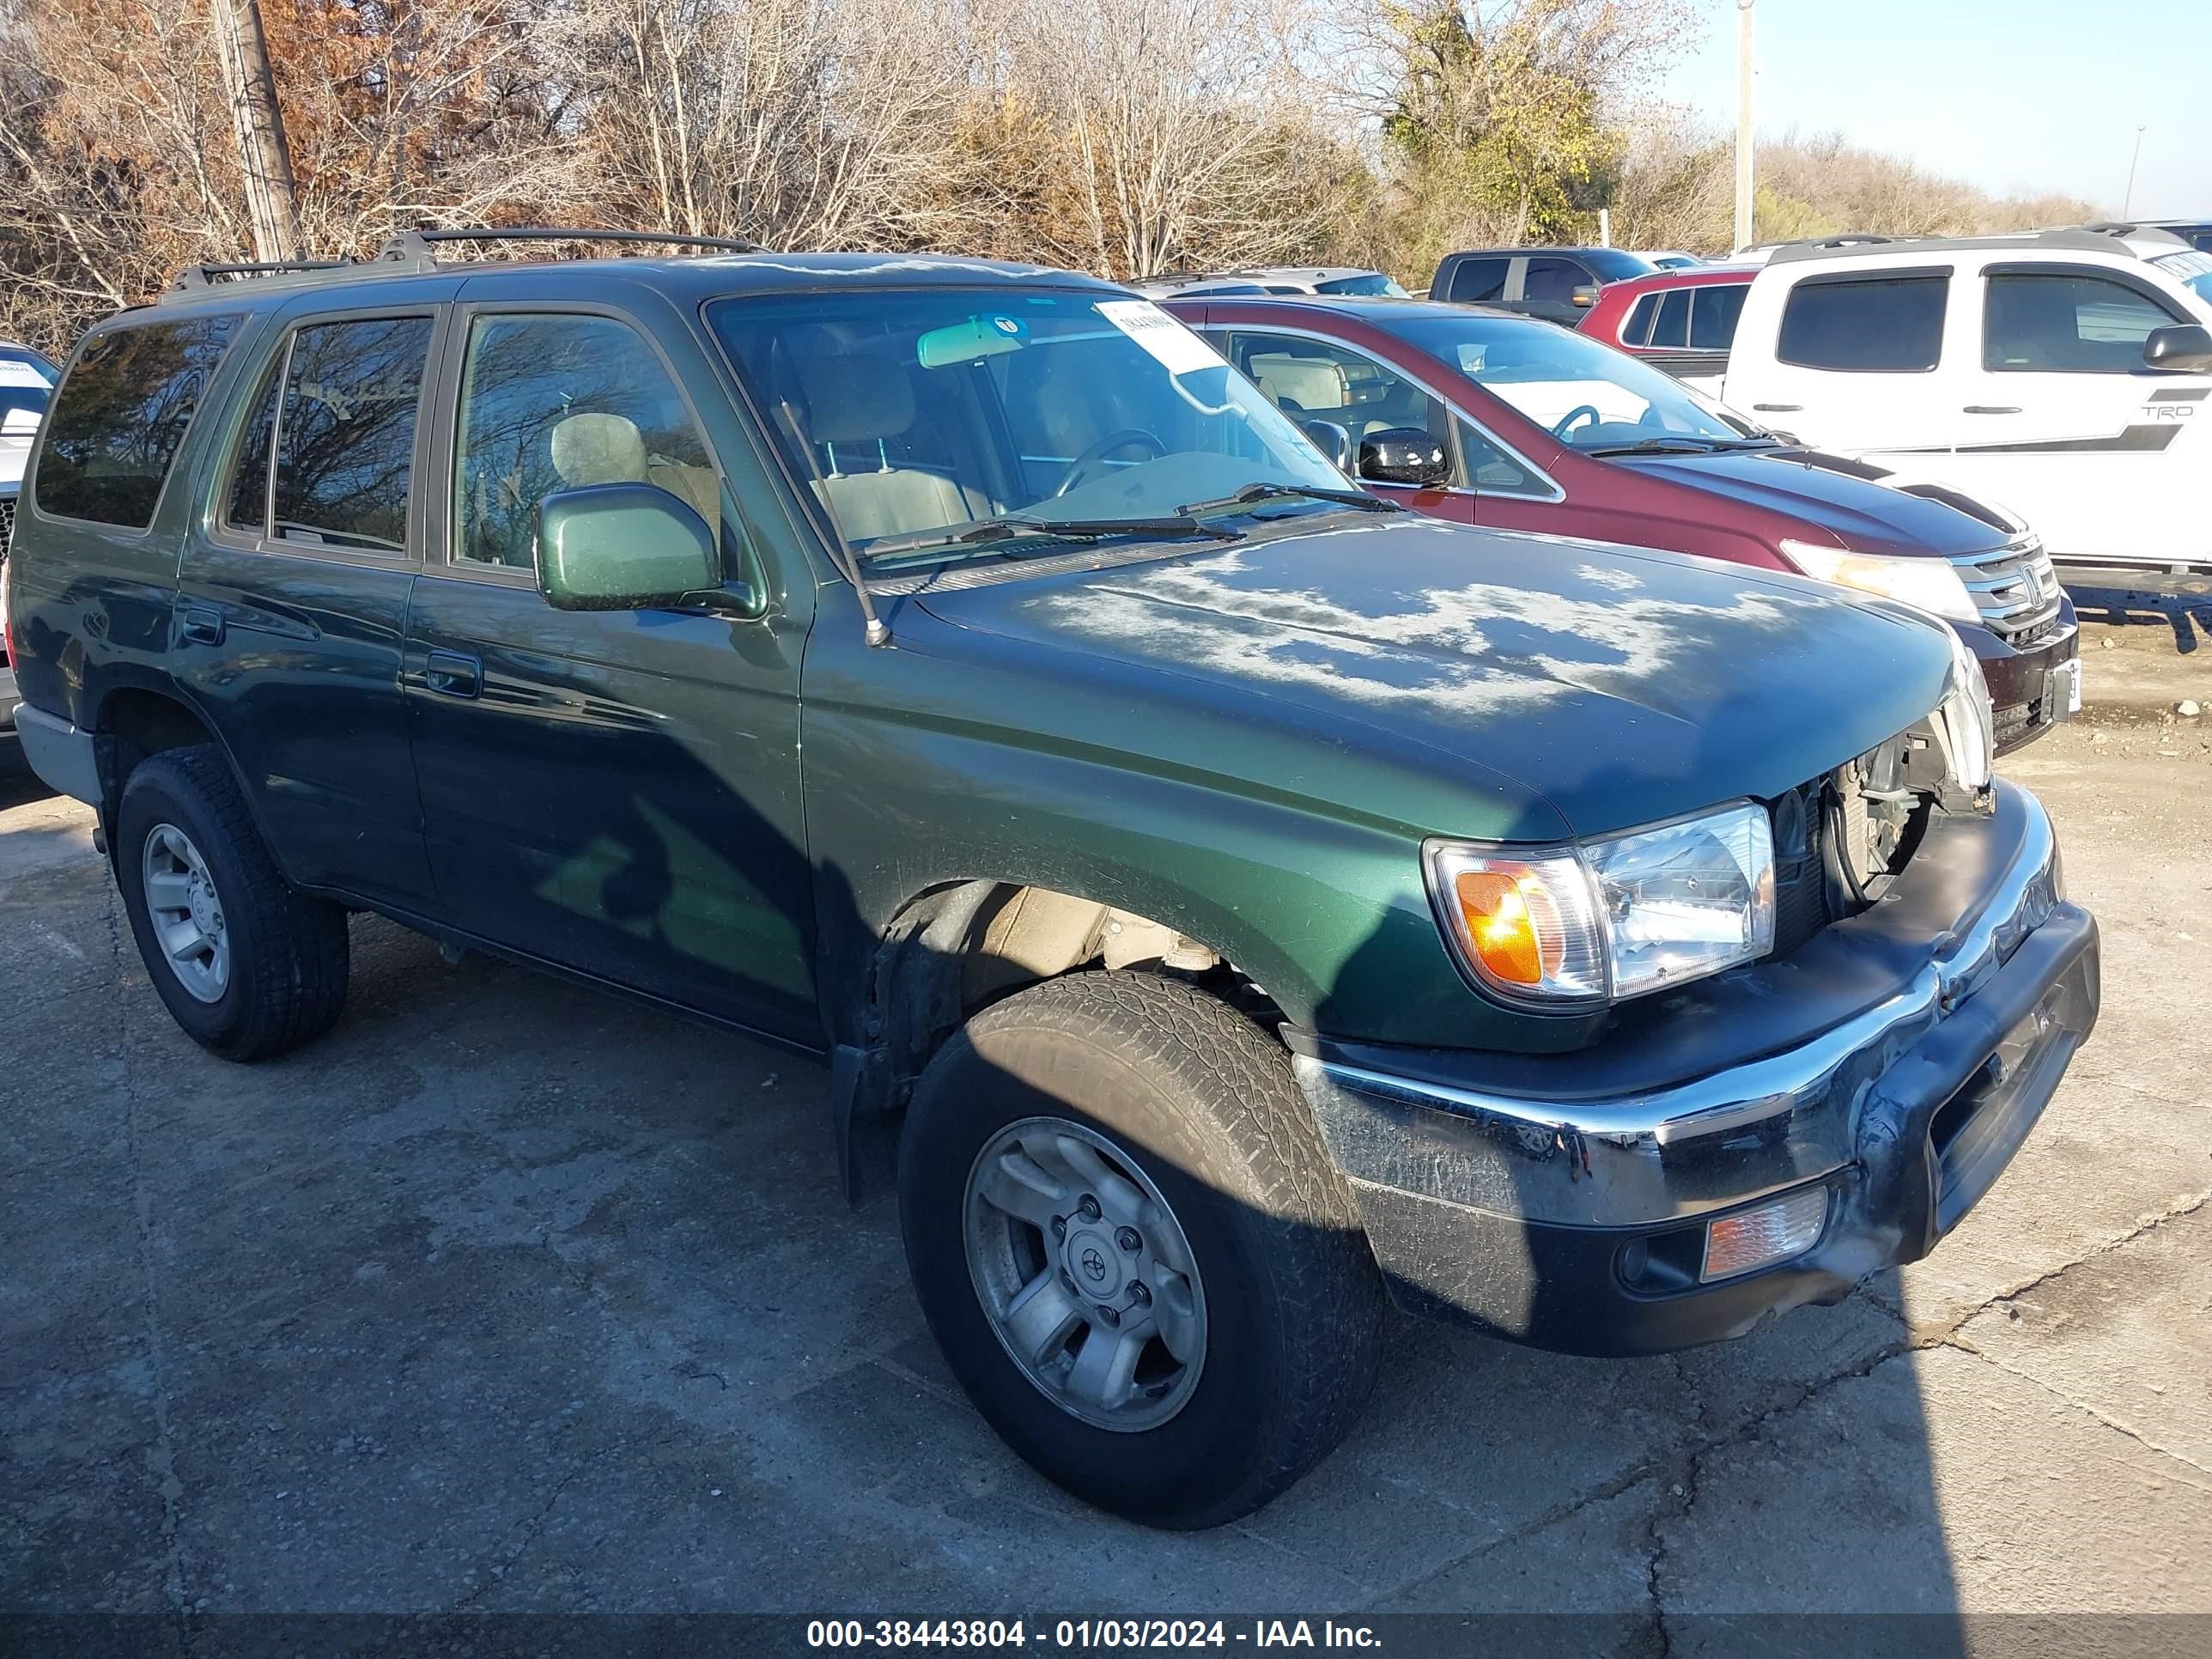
top-left (1053, 429), bottom-right (1166, 497)
top-left (1552, 404), bottom-right (1602, 439)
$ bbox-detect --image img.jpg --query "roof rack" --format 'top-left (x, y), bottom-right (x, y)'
top-left (1767, 228), bottom-right (2161, 264)
top-left (159, 226), bottom-right (766, 305)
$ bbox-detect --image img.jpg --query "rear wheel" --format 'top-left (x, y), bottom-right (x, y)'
top-left (899, 970), bottom-right (1384, 1528)
top-left (114, 745), bottom-right (349, 1060)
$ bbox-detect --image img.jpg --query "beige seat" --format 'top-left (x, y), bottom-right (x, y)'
top-left (548, 411), bottom-right (720, 538)
top-left (785, 349), bottom-right (995, 541)
top-left (1248, 352), bottom-right (1348, 415)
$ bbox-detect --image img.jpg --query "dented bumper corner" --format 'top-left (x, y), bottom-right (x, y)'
top-left (1286, 780), bottom-right (2100, 1357)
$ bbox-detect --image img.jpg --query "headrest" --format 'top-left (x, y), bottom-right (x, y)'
top-left (550, 412), bottom-right (647, 487)
top-left (789, 349), bottom-right (916, 445)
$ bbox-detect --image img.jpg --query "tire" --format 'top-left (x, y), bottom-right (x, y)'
top-left (114, 744), bottom-right (349, 1061)
top-left (898, 970), bottom-right (1385, 1528)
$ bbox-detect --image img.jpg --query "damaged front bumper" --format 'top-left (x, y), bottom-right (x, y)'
top-left (1286, 780), bottom-right (2099, 1357)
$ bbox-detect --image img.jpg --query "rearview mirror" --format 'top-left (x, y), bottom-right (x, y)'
top-left (1358, 427), bottom-right (1450, 489)
top-left (2143, 322), bottom-right (2212, 374)
top-left (1303, 418), bottom-right (1352, 469)
top-left (537, 483), bottom-right (720, 611)
top-left (1571, 283), bottom-right (1602, 308)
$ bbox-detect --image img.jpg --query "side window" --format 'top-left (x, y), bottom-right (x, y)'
top-left (34, 313), bottom-right (240, 529)
top-left (1453, 417), bottom-right (1537, 495)
top-left (1984, 272), bottom-right (2182, 373)
top-left (273, 317), bottom-right (433, 552)
top-left (1447, 258), bottom-right (1510, 303)
top-left (453, 313), bottom-right (719, 571)
top-left (1649, 289), bottom-right (1692, 349)
top-left (1689, 284), bottom-right (1748, 350)
top-left (1522, 258), bottom-right (1588, 305)
top-left (1620, 294), bottom-right (1659, 347)
top-left (1777, 275), bottom-right (1948, 372)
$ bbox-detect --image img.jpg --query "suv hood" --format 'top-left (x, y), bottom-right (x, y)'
top-left (1610, 446), bottom-right (2011, 558)
top-left (907, 514), bottom-right (1954, 841)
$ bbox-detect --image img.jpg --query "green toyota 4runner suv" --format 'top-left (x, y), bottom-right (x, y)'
top-left (7, 234), bottom-right (2100, 1528)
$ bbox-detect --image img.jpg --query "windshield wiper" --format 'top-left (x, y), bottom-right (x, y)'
top-left (1583, 436), bottom-right (1735, 457)
top-left (1176, 482), bottom-right (1402, 517)
top-left (863, 514), bottom-right (1243, 560)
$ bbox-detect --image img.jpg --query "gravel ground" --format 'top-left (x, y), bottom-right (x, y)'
top-left (2, 621), bottom-right (2208, 1649)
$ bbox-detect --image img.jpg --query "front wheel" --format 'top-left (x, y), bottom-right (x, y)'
top-left (898, 971), bottom-right (1384, 1528)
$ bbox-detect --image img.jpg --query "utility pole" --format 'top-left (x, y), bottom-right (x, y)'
top-left (1733, 0), bottom-right (1756, 253)
top-left (2123, 125), bottom-right (2147, 218)
top-left (212, 0), bottom-right (302, 262)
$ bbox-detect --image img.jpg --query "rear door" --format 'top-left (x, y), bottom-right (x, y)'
top-left (399, 286), bottom-right (819, 1040)
top-left (176, 290), bottom-right (453, 908)
top-left (1935, 258), bottom-right (2209, 565)
top-left (1725, 264), bottom-right (1964, 450)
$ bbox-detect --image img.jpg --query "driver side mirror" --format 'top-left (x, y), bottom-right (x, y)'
top-left (1303, 418), bottom-right (1352, 470)
top-left (0, 405), bottom-right (39, 434)
top-left (538, 483), bottom-right (722, 611)
top-left (1358, 427), bottom-right (1451, 489)
top-left (1571, 283), bottom-right (1602, 309)
top-left (2143, 322), bottom-right (2212, 374)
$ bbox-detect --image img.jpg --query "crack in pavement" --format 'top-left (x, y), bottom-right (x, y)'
top-left (112, 882), bottom-right (197, 1651)
top-left (1945, 1191), bottom-right (2208, 1336)
top-left (1942, 1339), bottom-right (2212, 1491)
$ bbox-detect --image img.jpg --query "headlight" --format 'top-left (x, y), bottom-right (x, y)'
top-left (1931, 624), bottom-right (1995, 790)
top-left (1425, 802), bottom-right (1777, 1006)
top-left (1779, 539), bottom-right (1980, 625)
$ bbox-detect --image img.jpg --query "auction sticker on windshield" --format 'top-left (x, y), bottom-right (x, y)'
top-left (1096, 300), bottom-right (1221, 376)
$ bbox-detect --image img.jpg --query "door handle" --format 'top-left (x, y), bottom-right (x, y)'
top-left (179, 606), bottom-right (224, 647)
top-left (1963, 405), bottom-right (2021, 414)
top-left (423, 650), bottom-right (482, 698)
top-left (1750, 403), bottom-right (1802, 412)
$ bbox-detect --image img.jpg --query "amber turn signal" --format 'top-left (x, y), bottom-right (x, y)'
top-left (1453, 870), bottom-right (1557, 986)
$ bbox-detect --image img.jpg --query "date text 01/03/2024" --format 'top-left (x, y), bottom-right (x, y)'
top-left (804, 1620), bottom-right (1383, 1649)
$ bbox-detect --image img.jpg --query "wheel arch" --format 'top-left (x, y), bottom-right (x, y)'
top-left (823, 875), bottom-right (1262, 1206)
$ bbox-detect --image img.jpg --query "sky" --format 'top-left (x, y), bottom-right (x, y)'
top-left (1660, 0), bottom-right (2212, 217)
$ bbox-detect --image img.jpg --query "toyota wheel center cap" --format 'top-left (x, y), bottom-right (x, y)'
top-left (1065, 1230), bottom-right (1123, 1298)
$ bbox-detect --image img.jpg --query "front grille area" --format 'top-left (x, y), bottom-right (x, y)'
top-left (0, 494), bottom-right (15, 562)
top-left (1949, 538), bottom-right (2063, 647)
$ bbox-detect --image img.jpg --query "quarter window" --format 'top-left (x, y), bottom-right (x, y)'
top-left (271, 317), bottom-right (433, 552)
top-left (1983, 272), bottom-right (2182, 372)
top-left (34, 313), bottom-right (240, 529)
top-left (222, 358), bottom-right (283, 534)
top-left (453, 313), bottom-right (719, 570)
top-left (1621, 294), bottom-right (1659, 347)
top-left (1777, 275), bottom-right (1948, 372)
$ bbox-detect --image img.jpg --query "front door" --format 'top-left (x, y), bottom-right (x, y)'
top-left (401, 298), bottom-right (818, 1041)
top-left (1931, 262), bottom-right (2211, 565)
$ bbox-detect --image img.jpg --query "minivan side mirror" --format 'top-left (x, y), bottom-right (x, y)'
top-left (1303, 418), bottom-right (1352, 470)
top-left (0, 405), bottom-right (40, 434)
top-left (537, 483), bottom-right (721, 611)
top-left (1571, 283), bottom-right (1602, 308)
top-left (2143, 322), bottom-right (2212, 374)
top-left (1358, 427), bottom-right (1451, 489)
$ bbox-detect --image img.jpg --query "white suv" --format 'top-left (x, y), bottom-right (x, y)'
top-left (1723, 228), bottom-right (2212, 574)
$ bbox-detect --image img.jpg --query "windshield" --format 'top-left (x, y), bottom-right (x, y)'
top-left (708, 288), bottom-right (1347, 557)
top-left (2154, 251), bottom-right (2212, 304)
top-left (1389, 313), bottom-right (1756, 450)
top-left (1315, 273), bottom-right (1411, 297)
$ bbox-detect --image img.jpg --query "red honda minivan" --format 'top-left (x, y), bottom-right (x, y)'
top-left (1164, 294), bottom-right (2080, 752)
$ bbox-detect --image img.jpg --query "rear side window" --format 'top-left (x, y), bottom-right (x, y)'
top-left (1689, 283), bottom-right (1747, 349)
top-left (35, 313), bottom-right (240, 529)
top-left (1620, 294), bottom-right (1658, 346)
top-left (1522, 258), bottom-right (1589, 304)
top-left (271, 317), bottom-right (433, 552)
top-left (1447, 258), bottom-right (1510, 303)
top-left (1777, 275), bottom-right (1948, 372)
top-left (1649, 289), bottom-right (1692, 348)
top-left (1984, 272), bottom-right (2181, 372)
